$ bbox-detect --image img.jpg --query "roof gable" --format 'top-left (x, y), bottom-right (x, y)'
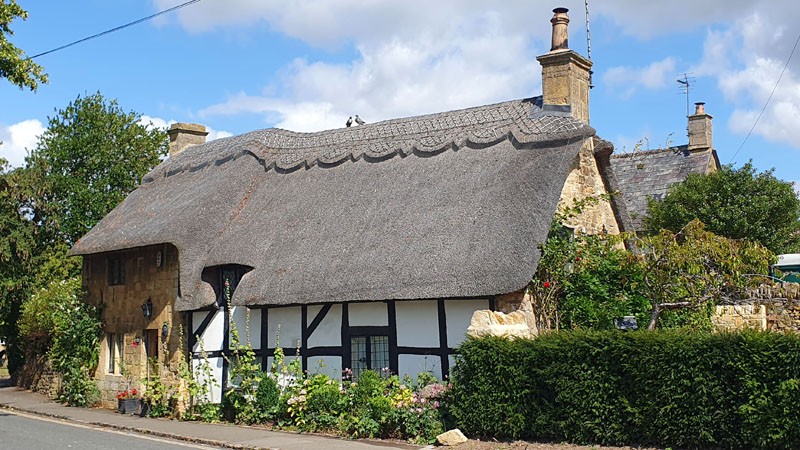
top-left (609, 147), bottom-right (718, 231)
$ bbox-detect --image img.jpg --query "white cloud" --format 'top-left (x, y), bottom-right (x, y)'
top-left (138, 115), bottom-right (232, 142)
top-left (197, 9), bottom-right (540, 131)
top-left (154, 0), bottom-right (800, 152)
top-left (154, 1), bottom-right (559, 49)
top-left (603, 57), bottom-right (677, 98)
top-left (0, 119), bottom-right (45, 169)
top-left (694, 9), bottom-right (800, 151)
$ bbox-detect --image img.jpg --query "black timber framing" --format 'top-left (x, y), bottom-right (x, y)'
top-left (388, 301), bottom-right (399, 373)
top-left (341, 302), bottom-right (350, 371)
top-left (260, 306), bottom-right (269, 372)
top-left (436, 298), bottom-right (450, 375)
top-left (187, 309), bottom-right (217, 353)
top-left (223, 297), bottom-right (493, 379)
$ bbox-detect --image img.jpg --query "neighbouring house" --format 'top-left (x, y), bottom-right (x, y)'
top-left (70, 7), bottom-right (625, 406)
top-left (608, 102), bottom-right (720, 233)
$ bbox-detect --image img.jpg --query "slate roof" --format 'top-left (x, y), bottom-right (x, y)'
top-left (70, 98), bottom-right (594, 311)
top-left (609, 146), bottom-right (719, 231)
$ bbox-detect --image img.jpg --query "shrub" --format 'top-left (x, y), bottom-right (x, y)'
top-left (59, 365), bottom-right (101, 407)
top-left (254, 372), bottom-right (281, 422)
top-left (303, 374), bottom-right (347, 431)
top-left (451, 331), bottom-right (800, 449)
top-left (19, 277), bottom-right (102, 406)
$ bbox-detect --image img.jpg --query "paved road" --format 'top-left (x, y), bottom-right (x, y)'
top-left (0, 409), bottom-right (220, 450)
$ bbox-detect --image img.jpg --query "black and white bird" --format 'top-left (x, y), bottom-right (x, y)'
top-left (354, 115), bottom-right (366, 125)
top-left (346, 116), bottom-right (353, 127)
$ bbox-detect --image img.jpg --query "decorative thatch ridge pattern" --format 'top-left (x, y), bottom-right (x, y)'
top-left (71, 98), bottom-right (594, 311)
top-left (146, 98), bottom-right (587, 181)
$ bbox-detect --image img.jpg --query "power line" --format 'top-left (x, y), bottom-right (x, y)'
top-left (729, 31), bottom-right (800, 163)
top-left (27, 0), bottom-right (202, 60)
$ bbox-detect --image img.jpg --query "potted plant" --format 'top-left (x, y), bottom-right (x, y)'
top-left (117, 388), bottom-right (139, 414)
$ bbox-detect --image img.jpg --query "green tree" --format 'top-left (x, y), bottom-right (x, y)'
top-left (532, 198), bottom-right (774, 332)
top-left (0, 158), bottom-right (39, 368)
top-left (645, 162), bottom-right (800, 254)
top-left (1, 0), bottom-right (47, 91)
top-left (26, 92), bottom-right (168, 244)
top-left (637, 220), bottom-right (773, 330)
top-left (1, 93), bottom-right (166, 376)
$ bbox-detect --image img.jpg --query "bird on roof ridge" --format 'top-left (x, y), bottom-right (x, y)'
top-left (355, 115), bottom-right (366, 125)
top-left (346, 116), bottom-right (353, 127)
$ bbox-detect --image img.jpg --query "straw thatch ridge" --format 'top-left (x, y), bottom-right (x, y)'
top-left (71, 97), bottom-right (594, 311)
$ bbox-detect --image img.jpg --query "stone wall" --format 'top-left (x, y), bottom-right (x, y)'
top-left (82, 243), bottom-right (185, 408)
top-left (712, 283), bottom-right (800, 333)
top-left (712, 305), bottom-right (767, 331)
top-left (558, 139), bottom-right (620, 235)
top-left (14, 354), bottom-right (61, 399)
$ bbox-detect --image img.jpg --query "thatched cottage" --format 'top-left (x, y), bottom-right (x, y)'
top-left (70, 8), bottom-right (637, 405)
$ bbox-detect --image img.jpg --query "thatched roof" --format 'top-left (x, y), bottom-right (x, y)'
top-left (71, 98), bottom-right (593, 311)
top-left (609, 147), bottom-right (719, 232)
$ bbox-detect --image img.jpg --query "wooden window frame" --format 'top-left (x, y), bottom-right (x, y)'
top-left (107, 257), bottom-right (125, 286)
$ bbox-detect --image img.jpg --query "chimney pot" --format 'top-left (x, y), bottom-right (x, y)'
top-left (550, 7), bottom-right (570, 52)
top-left (694, 102), bottom-right (705, 115)
top-left (167, 122), bottom-right (208, 156)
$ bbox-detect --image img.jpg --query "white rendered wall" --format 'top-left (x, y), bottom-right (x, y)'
top-left (192, 310), bottom-right (224, 352)
top-left (230, 306), bottom-right (261, 350)
top-left (398, 354), bottom-right (442, 382)
top-left (307, 304), bottom-right (342, 348)
top-left (445, 299), bottom-right (490, 347)
top-left (395, 300), bottom-right (439, 347)
top-left (193, 356), bottom-right (223, 403)
top-left (267, 306), bottom-right (302, 349)
top-left (307, 356), bottom-right (342, 378)
top-left (348, 302), bottom-right (388, 326)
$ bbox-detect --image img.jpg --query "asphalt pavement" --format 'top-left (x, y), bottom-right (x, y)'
top-left (0, 378), bottom-right (418, 450)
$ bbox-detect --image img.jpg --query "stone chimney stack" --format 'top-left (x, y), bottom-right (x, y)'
top-left (167, 123), bottom-right (208, 157)
top-left (687, 102), bottom-right (713, 152)
top-left (536, 7), bottom-right (593, 123)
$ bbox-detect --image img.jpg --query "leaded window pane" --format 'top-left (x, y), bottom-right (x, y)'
top-left (370, 336), bottom-right (389, 372)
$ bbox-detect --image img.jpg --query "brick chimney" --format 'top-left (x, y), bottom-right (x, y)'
top-left (687, 102), bottom-right (713, 152)
top-left (167, 123), bottom-right (208, 156)
top-left (536, 7), bottom-right (593, 123)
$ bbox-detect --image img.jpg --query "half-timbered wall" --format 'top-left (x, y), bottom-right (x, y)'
top-left (188, 297), bottom-right (492, 399)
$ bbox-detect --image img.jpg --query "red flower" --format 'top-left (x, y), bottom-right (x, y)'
top-left (575, 256), bottom-right (582, 262)
top-left (543, 281), bottom-right (551, 288)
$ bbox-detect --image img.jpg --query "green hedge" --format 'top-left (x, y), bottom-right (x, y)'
top-left (450, 331), bottom-right (800, 449)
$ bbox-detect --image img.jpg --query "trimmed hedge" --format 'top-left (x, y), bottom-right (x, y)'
top-left (450, 331), bottom-right (800, 449)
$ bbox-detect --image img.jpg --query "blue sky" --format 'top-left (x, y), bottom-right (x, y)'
top-left (1, 1), bottom-right (799, 193)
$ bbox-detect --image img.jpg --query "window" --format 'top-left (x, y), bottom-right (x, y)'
top-left (108, 257), bottom-right (125, 286)
top-left (106, 333), bottom-right (122, 374)
top-left (350, 335), bottom-right (390, 379)
top-left (215, 265), bottom-right (249, 306)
